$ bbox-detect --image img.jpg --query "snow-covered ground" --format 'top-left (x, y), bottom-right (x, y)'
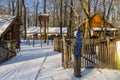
top-left (0, 40), bottom-right (120, 80)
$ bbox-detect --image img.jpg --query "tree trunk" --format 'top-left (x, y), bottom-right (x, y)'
top-left (112, 1), bottom-right (115, 26)
top-left (22, 0), bottom-right (26, 39)
top-left (35, 0), bottom-right (39, 27)
top-left (20, 0), bottom-right (22, 17)
top-left (60, 0), bottom-right (62, 38)
top-left (64, 0), bottom-right (67, 28)
top-left (102, 0), bottom-right (106, 39)
top-left (94, 0), bottom-right (99, 13)
top-left (79, 0), bottom-right (90, 39)
top-left (16, 0), bottom-right (19, 16)
top-left (69, 0), bottom-right (73, 37)
top-left (8, 0), bottom-right (11, 15)
top-left (84, 0), bottom-right (90, 39)
top-left (44, 0), bottom-right (47, 42)
top-left (12, 0), bottom-right (15, 16)
top-left (53, 5), bottom-right (55, 27)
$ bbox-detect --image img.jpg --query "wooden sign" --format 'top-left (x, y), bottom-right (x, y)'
top-left (39, 13), bottom-right (49, 21)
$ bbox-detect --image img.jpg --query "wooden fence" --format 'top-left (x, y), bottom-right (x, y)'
top-left (54, 37), bottom-right (63, 52)
top-left (54, 37), bottom-right (120, 69)
top-left (82, 38), bottom-right (117, 69)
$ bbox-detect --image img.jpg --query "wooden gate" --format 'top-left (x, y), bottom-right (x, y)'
top-left (82, 38), bottom-right (117, 69)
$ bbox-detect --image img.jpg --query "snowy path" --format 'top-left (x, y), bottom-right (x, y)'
top-left (0, 41), bottom-right (74, 80)
top-left (0, 41), bottom-right (120, 80)
top-left (0, 43), bottom-right (62, 80)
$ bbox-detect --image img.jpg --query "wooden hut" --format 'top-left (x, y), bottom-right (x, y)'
top-left (0, 15), bottom-right (22, 63)
top-left (75, 13), bottom-right (117, 38)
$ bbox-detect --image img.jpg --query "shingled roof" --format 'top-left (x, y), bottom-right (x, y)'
top-left (0, 15), bottom-right (22, 38)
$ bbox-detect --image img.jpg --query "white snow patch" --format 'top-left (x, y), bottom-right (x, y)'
top-left (0, 40), bottom-right (120, 80)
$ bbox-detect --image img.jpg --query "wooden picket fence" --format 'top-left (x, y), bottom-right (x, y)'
top-left (54, 37), bottom-right (120, 69)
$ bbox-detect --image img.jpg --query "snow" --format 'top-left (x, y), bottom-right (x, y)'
top-left (0, 15), bottom-right (15, 37)
top-left (26, 26), bottom-right (67, 34)
top-left (0, 40), bottom-right (120, 80)
top-left (39, 13), bottom-right (49, 16)
top-left (91, 28), bottom-right (118, 31)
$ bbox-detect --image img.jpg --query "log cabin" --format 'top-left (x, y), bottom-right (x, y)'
top-left (0, 15), bottom-right (22, 63)
top-left (74, 13), bottom-right (117, 38)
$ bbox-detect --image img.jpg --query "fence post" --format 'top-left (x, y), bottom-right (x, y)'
top-left (63, 36), bottom-right (68, 68)
top-left (107, 37), bottom-right (110, 68)
top-left (74, 56), bottom-right (81, 77)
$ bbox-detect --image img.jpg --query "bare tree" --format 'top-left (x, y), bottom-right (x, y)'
top-left (33, 0), bottom-right (39, 27)
top-left (19, 0), bottom-right (22, 17)
top-left (11, 0), bottom-right (16, 16)
top-left (16, 0), bottom-right (19, 16)
top-left (8, 0), bottom-right (11, 15)
top-left (60, 0), bottom-right (63, 37)
top-left (44, 0), bottom-right (47, 42)
top-left (67, 0), bottom-right (74, 37)
top-left (21, 0), bottom-right (26, 39)
top-left (79, 0), bottom-right (91, 39)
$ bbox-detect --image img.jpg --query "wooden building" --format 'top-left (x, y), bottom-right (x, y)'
top-left (25, 26), bottom-right (67, 39)
top-left (0, 15), bottom-right (22, 63)
top-left (75, 13), bottom-right (117, 38)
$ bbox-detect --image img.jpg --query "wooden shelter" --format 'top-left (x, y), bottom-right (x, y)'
top-left (0, 15), bottom-right (22, 63)
top-left (39, 13), bottom-right (49, 47)
top-left (75, 13), bottom-right (117, 38)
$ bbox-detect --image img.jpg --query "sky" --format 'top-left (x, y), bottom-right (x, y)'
top-left (25, 0), bottom-right (44, 13)
top-left (0, 0), bottom-right (44, 14)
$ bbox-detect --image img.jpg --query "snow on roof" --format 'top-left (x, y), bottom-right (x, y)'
top-left (91, 27), bottom-right (118, 31)
top-left (26, 26), bottom-right (67, 34)
top-left (0, 15), bottom-right (15, 37)
top-left (39, 13), bottom-right (49, 16)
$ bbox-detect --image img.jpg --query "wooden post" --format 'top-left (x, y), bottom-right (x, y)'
top-left (63, 36), bottom-right (68, 68)
top-left (74, 56), bottom-right (81, 77)
top-left (33, 35), bottom-right (34, 47)
top-left (40, 20), bottom-right (42, 48)
top-left (107, 37), bottom-right (110, 68)
top-left (47, 19), bottom-right (49, 45)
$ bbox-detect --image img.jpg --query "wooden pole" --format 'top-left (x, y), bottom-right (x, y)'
top-left (40, 20), bottom-right (42, 48)
top-left (63, 36), bottom-right (68, 68)
top-left (74, 56), bottom-right (81, 77)
top-left (47, 19), bottom-right (49, 45)
top-left (33, 35), bottom-right (34, 47)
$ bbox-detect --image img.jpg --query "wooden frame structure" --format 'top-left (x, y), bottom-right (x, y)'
top-left (39, 13), bottom-right (49, 47)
